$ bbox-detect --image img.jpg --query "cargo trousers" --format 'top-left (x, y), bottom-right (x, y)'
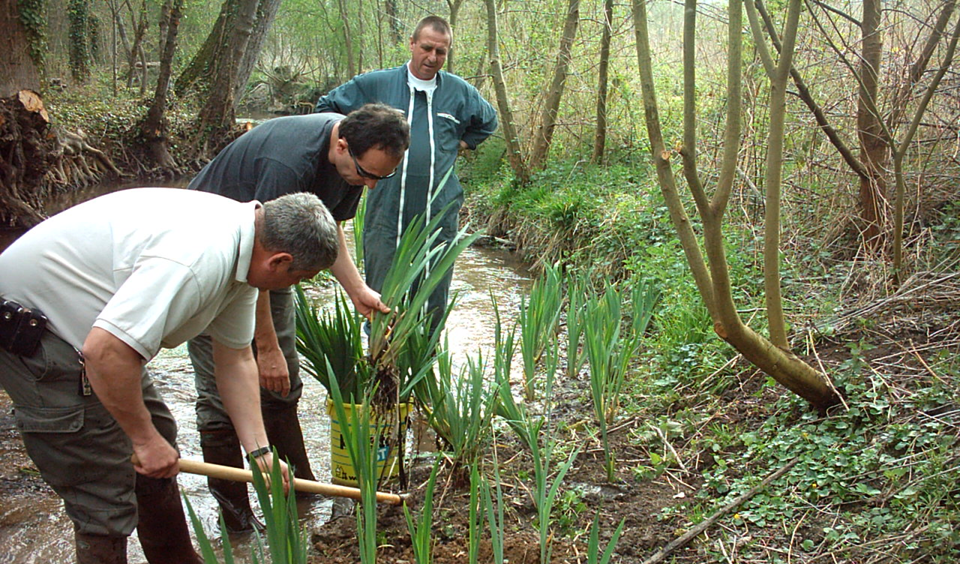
top-left (0, 329), bottom-right (179, 537)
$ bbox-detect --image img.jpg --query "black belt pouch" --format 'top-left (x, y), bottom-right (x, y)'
top-left (0, 299), bottom-right (48, 357)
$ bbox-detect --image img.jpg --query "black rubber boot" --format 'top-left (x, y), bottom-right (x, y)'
top-left (75, 532), bottom-right (127, 564)
top-left (135, 474), bottom-right (203, 564)
top-left (200, 428), bottom-right (260, 534)
top-left (262, 404), bottom-right (317, 485)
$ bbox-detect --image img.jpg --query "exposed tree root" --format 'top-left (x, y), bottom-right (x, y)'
top-left (45, 127), bottom-right (126, 189)
top-left (0, 91), bottom-right (57, 228)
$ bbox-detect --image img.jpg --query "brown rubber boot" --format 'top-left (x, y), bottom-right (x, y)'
top-left (262, 404), bottom-right (317, 487)
top-left (75, 532), bottom-right (127, 564)
top-left (200, 428), bottom-right (261, 534)
top-left (135, 474), bottom-right (202, 564)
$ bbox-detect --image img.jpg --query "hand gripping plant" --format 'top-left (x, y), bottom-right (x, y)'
top-left (365, 204), bottom-right (479, 408)
top-left (297, 189), bottom-right (478, 486)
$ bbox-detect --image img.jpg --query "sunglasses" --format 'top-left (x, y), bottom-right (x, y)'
top-left (348, 146), bottom-right (398, 180)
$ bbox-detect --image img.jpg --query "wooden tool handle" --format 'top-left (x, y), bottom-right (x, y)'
top-left (132, 455), bottom-right (404, 505)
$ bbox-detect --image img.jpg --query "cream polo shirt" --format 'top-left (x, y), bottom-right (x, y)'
top-left (0, 188), bottom-right (259, 360)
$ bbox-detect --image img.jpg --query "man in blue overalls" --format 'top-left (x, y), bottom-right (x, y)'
top-left (316, 15), bottom-right (499, 328)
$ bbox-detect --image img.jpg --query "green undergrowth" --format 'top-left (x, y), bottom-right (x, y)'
top-left (461, 149), bottom-right (960, 562)
top-left (657, 356), bottom-right (960, 563)
top-left (463, 151), bottom-right (767, 395)
top-left (49, 85), bottom-right (194, 135)
top-left (43, 84), bottom-right (204, 171)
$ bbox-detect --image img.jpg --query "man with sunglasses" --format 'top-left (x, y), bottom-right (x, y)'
top-left (316, 15), bottom-right (498, 330)
top-left (186, 103), bottom-right (409, 534)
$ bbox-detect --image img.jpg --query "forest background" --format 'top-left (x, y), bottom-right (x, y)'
top-left (1, 0), bottom-right (960, 562)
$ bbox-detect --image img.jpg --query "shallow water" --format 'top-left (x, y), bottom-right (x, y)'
top-left (0, 184), bottom-right (530, 563)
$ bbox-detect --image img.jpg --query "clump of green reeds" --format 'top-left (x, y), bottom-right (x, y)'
top-left (480, 445), bottom-right (507, 564)
top-left (295, 286), bottom-right (367, 401)
top-left (403, 457), bottom-right (442, 564)
top-left (328, 370), bottom-right (382, 564)
top-left (297, 197), bottom-right (478, 487)
top-left (415, 342), bottom-right (499, 470)
top-left (353, 195), bottom-right (366, 266)
top-left (564, 269), bottom-right (589, 379)
top-left (185, 447), bottom-right (308, 564)
top-left (518, 263), bottom-right (562, 400)
top-left (586, 512), bottom-right (625, 564)
top-left (583, 278), bottom-right (660, 481)
top-left (493, 296), bottom-right (577, 564)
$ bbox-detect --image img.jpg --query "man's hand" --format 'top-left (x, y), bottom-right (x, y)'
top-left (330, 223), bottom-right (390, 319)
top-left (257, 346), bottom-right (291, 396)
top-left (131, 434), bottom-right (180, 478)
top-left (82, 328), bottom-right (180, 478)
top-left (213, 340), bottom-right (285, 492)
top-left (253, 291), bottom-right (289, 395)
top-left (350, 285), bottom-right (391, 319)
top-left (252, 453), bottom-right (291, 494)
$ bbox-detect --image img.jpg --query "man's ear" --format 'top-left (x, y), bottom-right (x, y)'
top-left (267, 252), bottom-right (294, 270)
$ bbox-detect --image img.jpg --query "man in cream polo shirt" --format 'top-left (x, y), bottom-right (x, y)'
top-left (0, 188), bottom-right (338, 564)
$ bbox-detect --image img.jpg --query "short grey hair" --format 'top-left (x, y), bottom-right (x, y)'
top-left (412, 15), bottom-right (452, 43)
top-left (260, 193), bottom-right (339, 271)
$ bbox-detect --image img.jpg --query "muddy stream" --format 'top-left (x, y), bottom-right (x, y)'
top-left (0, 182), bottom-right (530, 563)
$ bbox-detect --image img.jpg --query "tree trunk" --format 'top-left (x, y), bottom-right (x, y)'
top-left (760, 0), bottom-right (803, 348)
top-left (356, 0), bottom-right (364, 73)
top-left (68, 0), bottom-right (91, 82)
top-left (141, 0), bottom-right (182, 169)
top-left (116, 0), bottom-right (147, 89)
top-left (195, 0), bottom-right (258, 151)
top-left (472, 50), bottom-right (488, 91)
top-left (127, 0), bottom-right (148, 90)
top-left (158, 0), bottom-right (169, 56)
top-left (0, 91), bottom-right (54, 229)
top-left (445, 0), bottom-right (465, 75)
top-left (857, 0), bottom-right (886, 248)
top-left (176, 0), bottom-right (278, 100)
top-left (528, 0), bottom-right (580, 172)
top-left (753, 0), bottom-right (955, 279)
top-left (632, 0), bottom-right (841, 411)
top-left (175, 0), bottom-right (228, 96)
top-left (1, 0), bottom-right (42, 98)
top-left (747, 0), bottom-right (869, 181)
top-left (592, 0), bottom-right (613, 163)
top-left (0, 3), bottom-right (50, 227)
top-left (891, 16), bottom-right (960, 280)
top-left (338, 0), bottom-right (356, 78)
top-left (232, 0), bottom-right (282, 103)
top-left (484, 0), bottom-right (529, 184)
top-left (385, 0), bottom-right (402, 45)
top-left (106, 0), bottom-right (130, 80)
